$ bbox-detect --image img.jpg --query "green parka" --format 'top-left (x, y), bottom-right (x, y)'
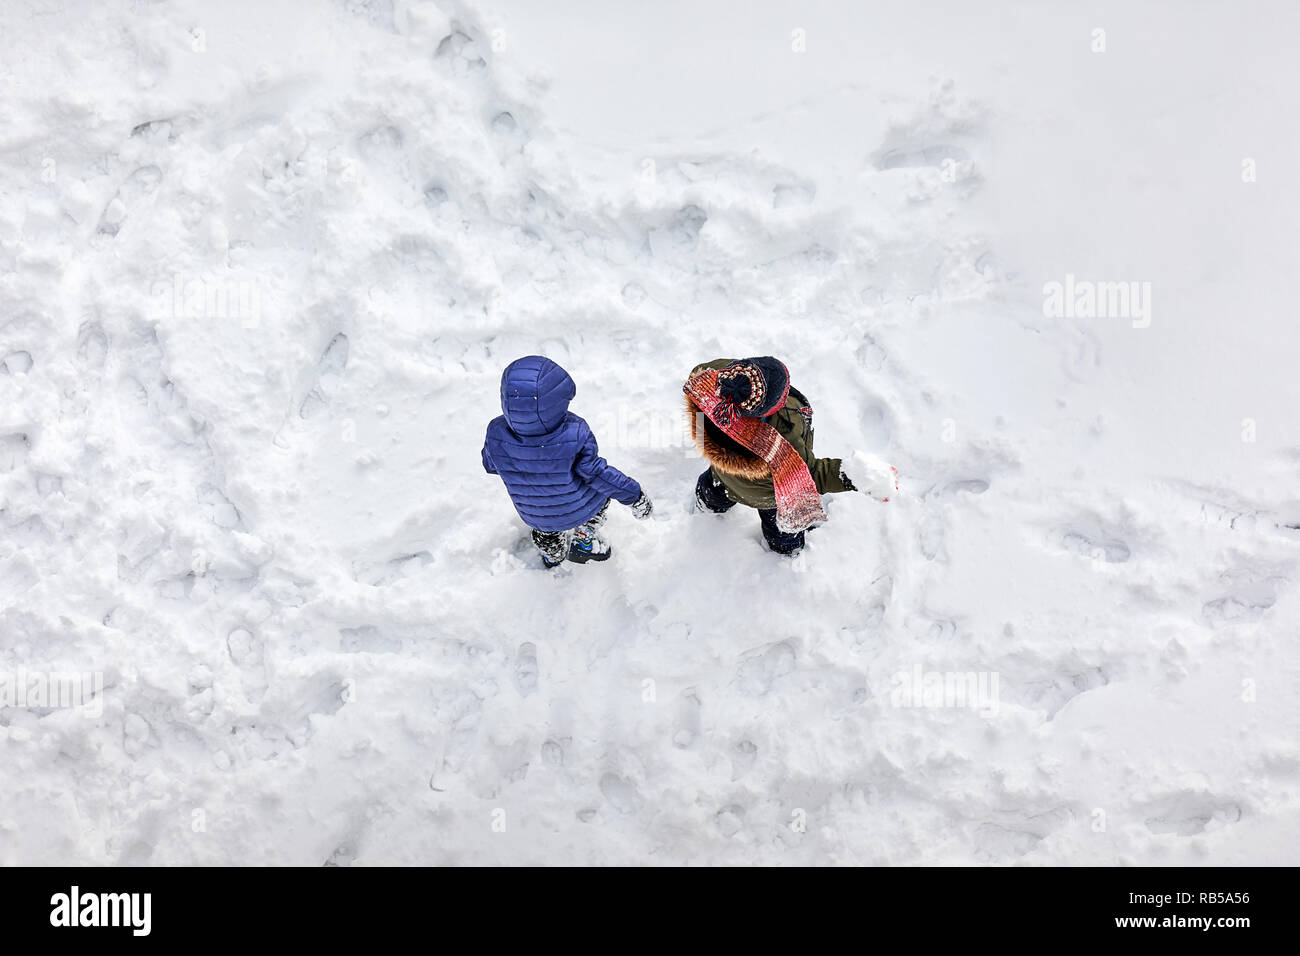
top-left (686, 359), bottom-right (850, 510)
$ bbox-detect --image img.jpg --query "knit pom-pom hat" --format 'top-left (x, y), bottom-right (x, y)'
top-left (714, 357), bottom-right (790, 425)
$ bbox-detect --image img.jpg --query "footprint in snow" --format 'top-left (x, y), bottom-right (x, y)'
top-left (672, 687), bottom-right (701, 748)
top-left (715, 805), bottom-right (745, 838)
top-left (923, 617), bottom-right (958, 642)
top-left (972, 807), bottom-right (1070, 862)
top-left (0, 433), bottom-right (31, 474)
top-left (289, 679), bottom-right (350, 748)
top-left (541, 739), bottom-right (564, 768)
top-left (226, 626), bottom-right (269, 703)
top-left (734, 642), bottom-right (796, 696)
top-left (1202, 589), bottom-right (1276, 625)
top-left (972, 823), bottom-right (1044, 862)
top-left (434, 27), bottom-right (486, 72)
top-left (357, 124), bottom-right (403, 157)
top-left (1139, 792), bottom-right (1242, 836)
top-left (1020, 667), bottom-right (1110, 719)
top-left (130, 117), bottom-right (178, 141)
top-left (300, 333), bottom-right (349, 419)
top-left (648, 204), bottom-right (707, 258)
top-left (858, 401), bottom-right (894, 448)
top-left (926, 478), bottom-right (990, 501)
top-left (489, 111), bottom-right (527, 155)
top-left (620, 282), bottom-right (647, 309)
top-left (1, 351), bottom-right (32, 375)
top-left (97, 165), bottom-right (162, 236)
top-left (772, 182), bottom-right (816, 208)
top-left (340, 625), bottom-right (403, 654)
top-left (730, 740), bottom-right (758, 781)
top-left (324, 842), bottom-right (357, 867)
top-left (197, 482), bottom-right (242, 530)
top-left (77, 322), bottom-right (109, 369)
top-left (227, 627), bottom-right (262, 665)
top-left (424, 183), bottom-right (449, 206)
top-left (861, 603), bottom-right (886, 634)
top-left (1062, 327), bottom-right (1103, 384)
top-left (874, 144), bottom-right (969, 170)
top-left (185, 666), bottom-right (215, 720)
top-left (355, 550), bottom-right (432, 586)
top-left (856, 336), bottom-right (887, 372)
top-left (599, 773), bottom-right (643, 814)
top-left (435, 28), bottom-right (471, 58)
top-left (122, 713), bottom-right (153, 758)
top-left (515, 642), bottom-right (539, 697)
top-left (1058, 528), bottom-right (1130, 564)
top-left (917, 517), bottom-right (945, 561)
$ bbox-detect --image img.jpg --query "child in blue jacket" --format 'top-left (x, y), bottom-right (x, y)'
top-left (482, 356), bottom-right (653, 568)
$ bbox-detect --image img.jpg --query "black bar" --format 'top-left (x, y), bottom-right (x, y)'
top-left (0, 866), bottom-right (1287, 943)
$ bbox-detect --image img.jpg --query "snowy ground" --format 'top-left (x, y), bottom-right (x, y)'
top-left (2, 0), bottom-right (1299, 865)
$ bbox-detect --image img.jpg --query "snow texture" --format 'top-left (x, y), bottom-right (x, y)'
top-left (1, 0), bottom-right (1298, 864)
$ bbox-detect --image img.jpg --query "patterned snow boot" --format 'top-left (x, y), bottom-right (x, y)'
top-left (568, 525), bottom-right (612, 563)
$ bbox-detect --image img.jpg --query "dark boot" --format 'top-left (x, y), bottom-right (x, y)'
top-left (568, 502), bottom-right (612, 563)
top-left (758, 508), bottom-right (805, 556)
top-left (695, 469), bottom-right (735, 514)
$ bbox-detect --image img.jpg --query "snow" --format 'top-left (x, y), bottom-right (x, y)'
top-left (2, 0), bottom-right (1299, 864)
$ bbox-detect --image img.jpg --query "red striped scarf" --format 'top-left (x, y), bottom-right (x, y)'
top-left (685, 368), bottom-right (828, 533)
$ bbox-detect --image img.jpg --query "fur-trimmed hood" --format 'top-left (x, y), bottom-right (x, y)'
top-left (685, 393), bottom-right (772, 481)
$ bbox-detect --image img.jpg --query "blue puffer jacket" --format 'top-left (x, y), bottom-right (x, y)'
top-left (482, 356), bottom-right (642, 532)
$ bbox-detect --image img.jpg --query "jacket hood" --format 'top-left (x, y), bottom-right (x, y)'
top-left (685, 394), bottom-right (772, 481)
top-left (501, 356), bottom-right (576, 436)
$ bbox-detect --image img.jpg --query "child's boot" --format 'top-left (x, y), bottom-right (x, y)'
top-left (569, 524), bottom-right (612, 563)
top-left (695, 469), bottom-right (734, 514)
top-left (531, 529), bottom-right (570, 569)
